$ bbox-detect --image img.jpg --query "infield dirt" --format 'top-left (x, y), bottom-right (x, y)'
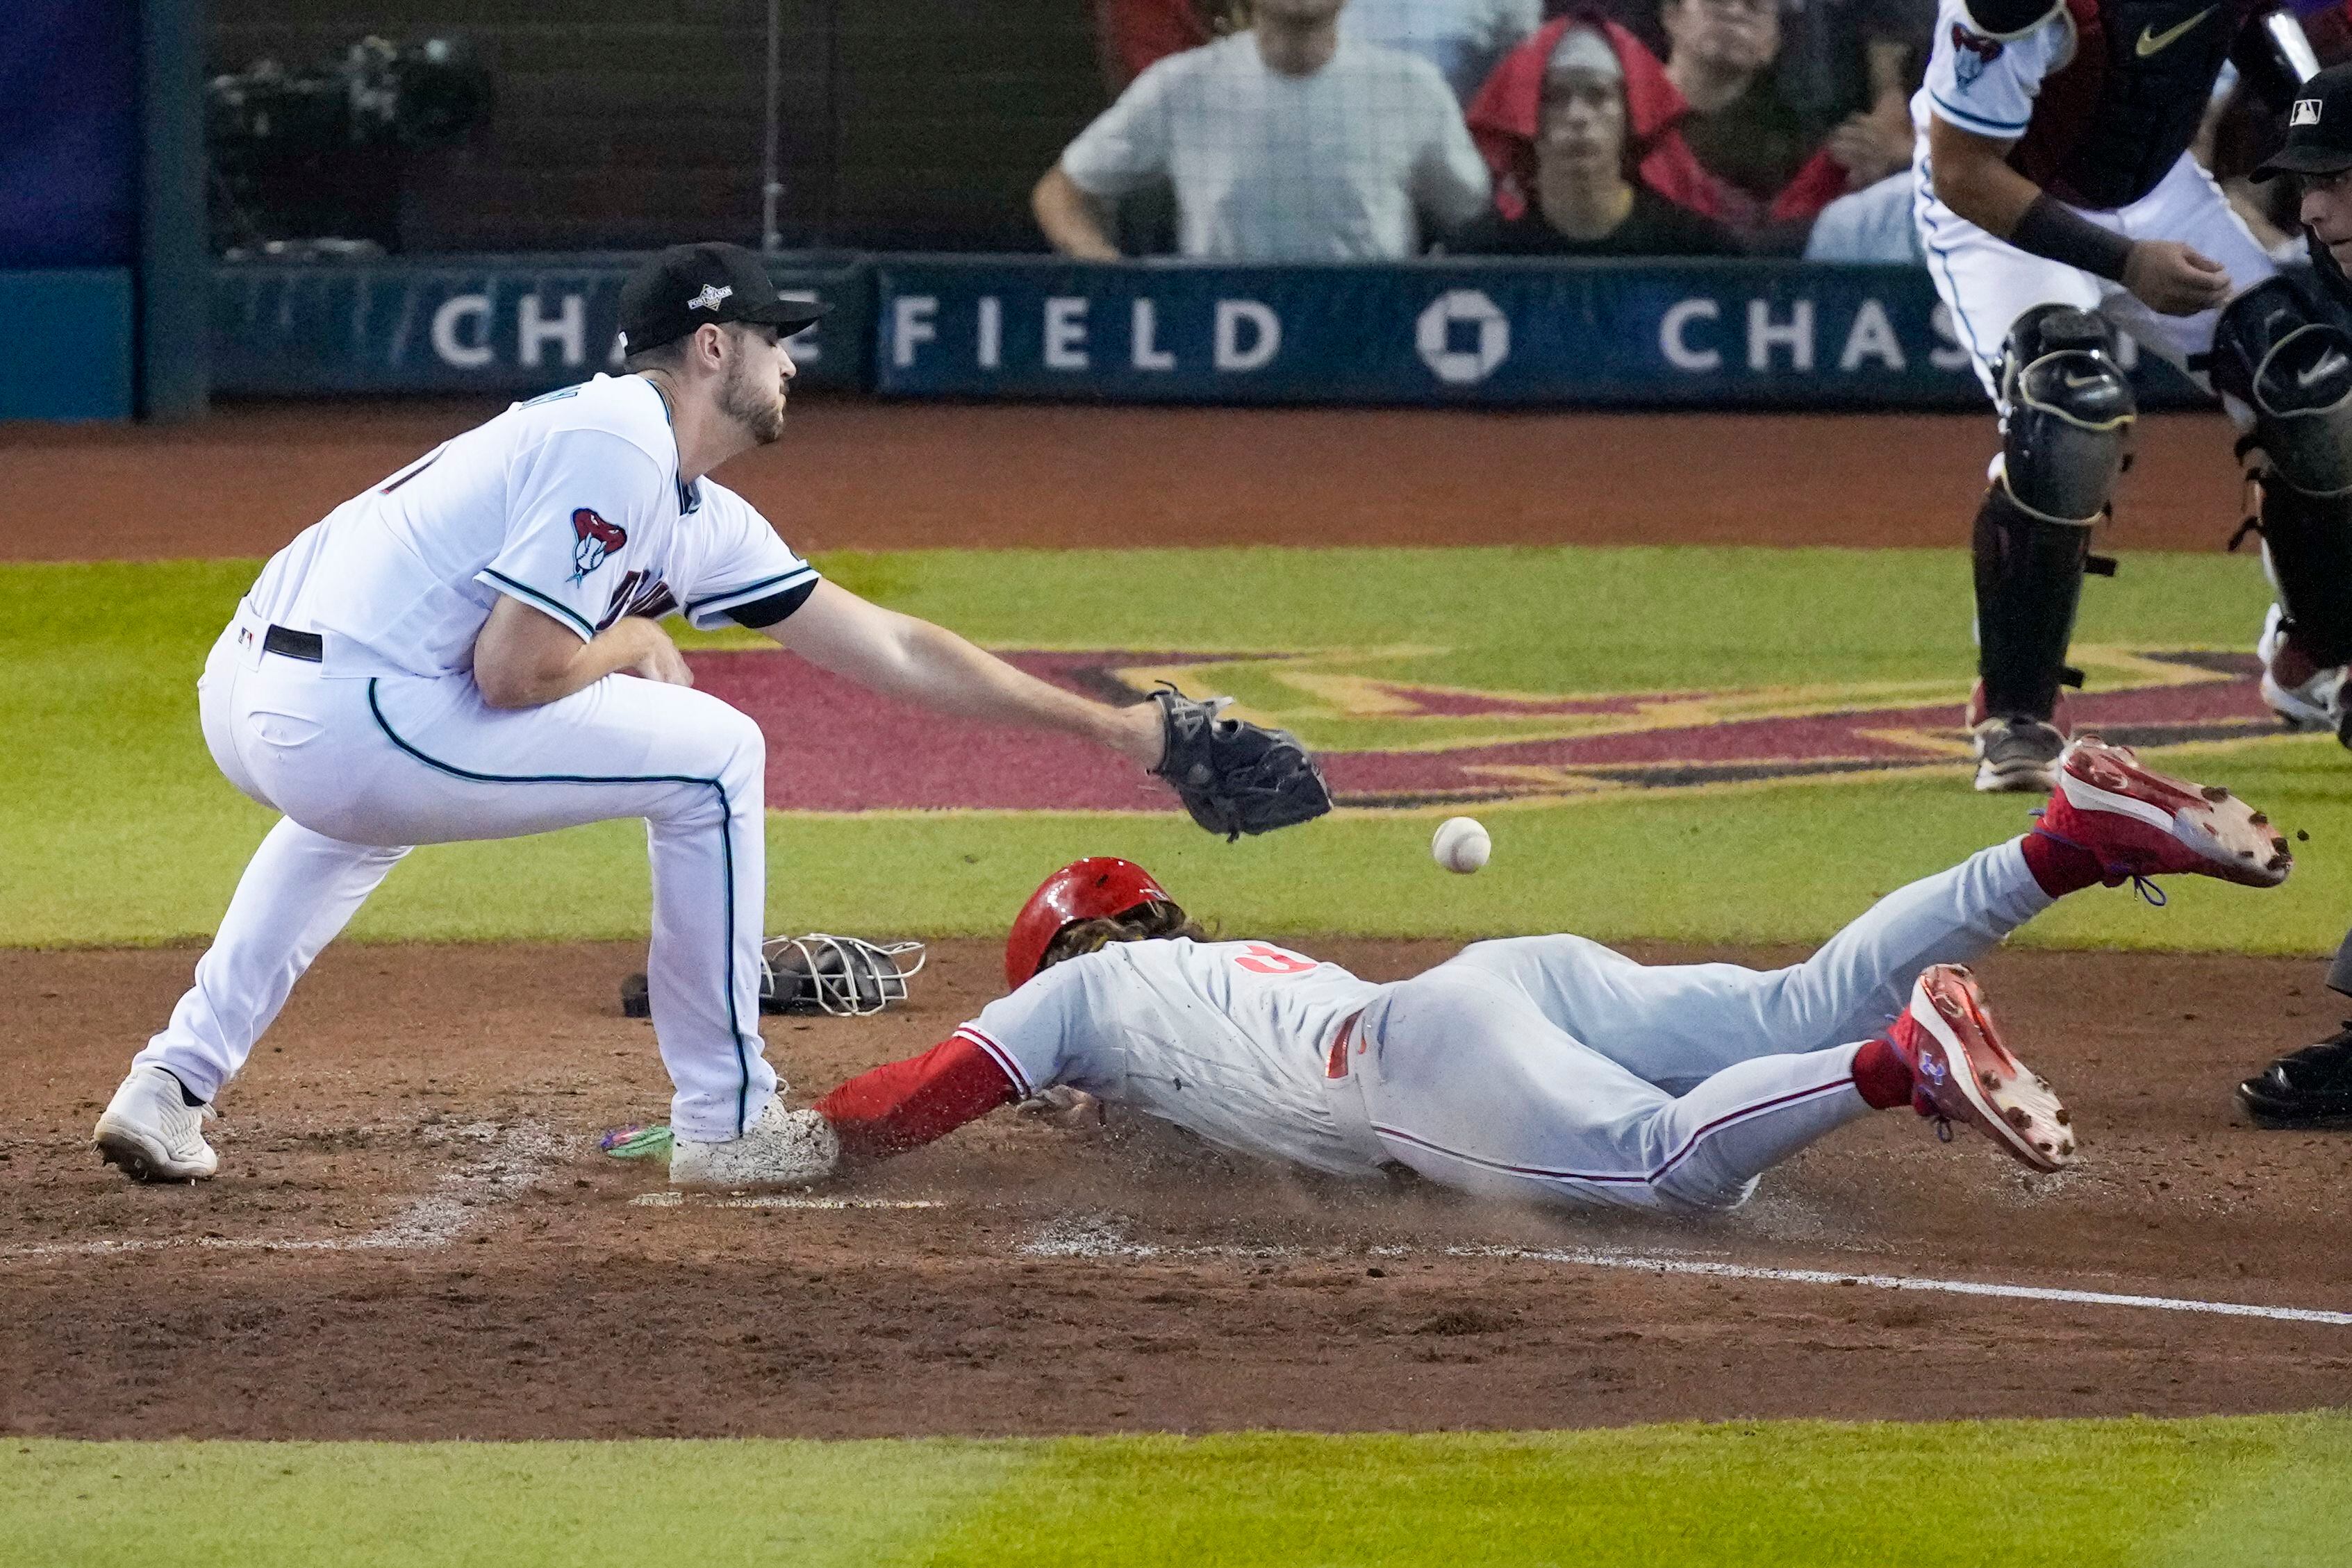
top-left (7, 937), bottom-right (2351, 1441)
top-left (1, 399), bottom-right (2246, 560)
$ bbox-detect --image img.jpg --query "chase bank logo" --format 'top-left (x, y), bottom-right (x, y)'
top-left (1417, 290), bottom-right (1511, 385)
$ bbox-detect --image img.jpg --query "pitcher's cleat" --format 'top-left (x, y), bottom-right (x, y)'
top-left (1885, 965), bottom-right (2078, 1172)
top-left (668, 1096), bottom-right (840, 1191)
top-left (2035, 736), bottom-right (2293, 889)
top-left (92, 1065), bottom-right (220, 1182)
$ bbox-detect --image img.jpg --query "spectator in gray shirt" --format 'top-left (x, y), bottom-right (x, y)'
top-left (1034, 0), bottom-right (1493, 261)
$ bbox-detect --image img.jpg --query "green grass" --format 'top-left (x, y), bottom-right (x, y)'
top-left (8, 1415), bottom-right (2351, 1567)
top-left (6, 547), bottom-right (2346, 952)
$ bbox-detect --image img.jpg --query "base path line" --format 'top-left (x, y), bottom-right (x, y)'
top-left (629, 1192), bottom-right (947, 1210)
top-left (1011, 1217), bottom-right (2352, 1327)
top-left (1452, 1244), bottom-right (2352, 1327)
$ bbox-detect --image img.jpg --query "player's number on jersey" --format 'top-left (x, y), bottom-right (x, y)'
top-left (1234, 943), bottom-right (1316, 976)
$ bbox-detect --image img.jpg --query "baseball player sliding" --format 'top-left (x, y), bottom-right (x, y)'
top-left (735, 739), bottom-right (2289, 1208)
top-left (1913, 0), bottom-right (2349, 790)
top-left (92, 242), bottom-right (1328, 1190)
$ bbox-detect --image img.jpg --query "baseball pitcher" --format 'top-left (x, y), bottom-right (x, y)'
top-left (92, 242), bottom-right (1329, 1190)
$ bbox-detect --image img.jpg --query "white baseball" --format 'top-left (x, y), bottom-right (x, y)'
top-left (1431, 816), bottom-right (1491, 874)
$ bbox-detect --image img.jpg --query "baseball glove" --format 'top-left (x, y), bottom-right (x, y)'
top-left (619, 935), bottom-right (926, 1020)
top-left (1150, 683), bottom-right (1332, 841)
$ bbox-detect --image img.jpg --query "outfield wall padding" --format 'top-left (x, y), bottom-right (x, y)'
top-left (206, 254), bottom-right (2209, 411)
top-left (211, 254), bottom-right (872, 398)
top-left (0, 269), bottom-right (132, 419)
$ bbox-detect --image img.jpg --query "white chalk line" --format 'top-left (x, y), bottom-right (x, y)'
top-left (1016, 1218), bottom-right (2352, 1328)
top-left (1448, 1245), bottom-right (2352, 1327)
top-left (0, 1119), bottom-right (563, 1263)
top-left (629, 1192), bottom-right (947, 1210)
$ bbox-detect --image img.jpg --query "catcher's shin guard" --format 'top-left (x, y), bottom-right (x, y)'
top-left (1974, 307), bottom-right (2136, 719)
top-left (1973, 487), bottom-right (2095, 719)
top-left (2214, 278), bottom-right (2352, 667)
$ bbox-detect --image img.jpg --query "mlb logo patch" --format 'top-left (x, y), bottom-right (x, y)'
top-left (2294, 98), bottom-right (2324, 128)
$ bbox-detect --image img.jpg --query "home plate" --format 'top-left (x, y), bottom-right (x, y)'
top-left (629, 1192), bottom-right (949, 1210)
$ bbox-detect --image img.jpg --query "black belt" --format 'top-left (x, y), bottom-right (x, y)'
top-left (262, 624), bottom-right (323, 662)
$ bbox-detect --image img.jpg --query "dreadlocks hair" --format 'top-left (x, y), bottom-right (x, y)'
top-left (1038, 901), bottom-right (1209, 974)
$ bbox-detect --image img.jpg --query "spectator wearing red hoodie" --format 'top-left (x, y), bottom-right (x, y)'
top-left (1469, 17), bottom-right (1719, 224)
top-left (1456, 24), bottom-right (1739, 254)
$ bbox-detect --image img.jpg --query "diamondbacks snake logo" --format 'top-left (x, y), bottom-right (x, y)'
top-left (1950, 23), bottom-right (2003, 87)
top-left (570, 508), bottom-right (628, 582)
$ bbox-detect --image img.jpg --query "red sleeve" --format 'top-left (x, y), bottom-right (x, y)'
top-left (1768, 148), bottom-right (1853, 226)
top-left (813, 1034), bottom-right (1021, 1163)
top-left (1094, 0), bottom-right (1211, 90)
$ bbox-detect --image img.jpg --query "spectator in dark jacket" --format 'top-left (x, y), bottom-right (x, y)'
top-left (1653, 0), bottom-right (1848, 231)
top-left (1459, 23), bottom-right (1737, 253)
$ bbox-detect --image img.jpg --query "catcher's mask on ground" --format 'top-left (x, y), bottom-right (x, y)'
top-left (763, 933), bottom-right (927, 1017)
top-left (1004, 857), bottom-right (1172, 989)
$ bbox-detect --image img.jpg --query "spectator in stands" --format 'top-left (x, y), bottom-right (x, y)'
top-left (1653, 0), bottom-right (1850, 235)
top-left (1469, 17), bottom-right (1723, 230)
top-left (1036, 0), bottom-right (1493, 260)
top-left (1777, 0), bottom-right (1930, 175)
top-left (1338, 0), bottom-right (1545, 103)
top-left (1458, 23), bottom-right (1737, 253)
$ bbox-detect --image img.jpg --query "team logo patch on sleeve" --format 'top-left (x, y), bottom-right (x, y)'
top-left (570, 508), bottom-right (629, 582)
top-left (1951, 23), bottom-right (2003, 85)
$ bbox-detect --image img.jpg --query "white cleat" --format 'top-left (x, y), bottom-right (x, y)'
top-left (92, 1065), bottom-right (220, 1182)
top-left (2257, 603), bottom-right (2348, 734)
top-left (668, 1096), bottom-right (840, 1191)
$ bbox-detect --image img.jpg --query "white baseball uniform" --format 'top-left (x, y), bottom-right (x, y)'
top-left (1912, 0), bottom-right (2276, 401)
top-left (960, 840), bottom-right (2054, 1212)
top-left (135, 373), bottom-right (817, 1141)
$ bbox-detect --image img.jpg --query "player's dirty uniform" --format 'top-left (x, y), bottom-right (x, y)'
top-left (1910, 0), bottom-right (2332, 790)
top-left (771, 738), bottom-right (2289, 1202)
top-left (136, 372), bottom-right (815, 1144)
top-left (929, 844), bottom-right (2052, 1212)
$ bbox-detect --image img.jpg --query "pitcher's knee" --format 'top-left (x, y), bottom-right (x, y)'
top-left (667, 701), bottom-right (766, 796)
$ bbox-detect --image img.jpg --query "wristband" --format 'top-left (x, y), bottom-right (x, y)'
top-left (2010, 193), bottom-right (2134, 283)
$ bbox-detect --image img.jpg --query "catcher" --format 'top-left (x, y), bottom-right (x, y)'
top-left (701, 737), bottom-right (2289, 1209)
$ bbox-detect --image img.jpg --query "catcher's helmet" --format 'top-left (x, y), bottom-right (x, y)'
top-left (1004, 857), bottom-right (1171, 990)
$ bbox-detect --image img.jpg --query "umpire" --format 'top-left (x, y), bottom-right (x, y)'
top-left (2239, 65), bottom-right (2352, 1128)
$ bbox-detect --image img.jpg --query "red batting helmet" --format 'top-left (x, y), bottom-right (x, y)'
top-left (1004, 857), bottom-right (1173, 990)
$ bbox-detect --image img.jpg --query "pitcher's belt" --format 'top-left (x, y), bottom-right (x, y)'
top-left (263, 624), bottom-right (324, 662)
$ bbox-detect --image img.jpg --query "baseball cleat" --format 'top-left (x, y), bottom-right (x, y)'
top-left (1971, 713), bottom-right (2068, 793)
top-left (2035, 735), bottom-right (2293, 888)
top-left (1885, 965), bottom-right (2077, 1172)
top-left (668, 1096), bottom-right (840, 1191)
top-left (2237, 1022), bottom-right (2352, 1128)
top-left (2257, 603), bottom-right (2349, 735)
top-left (92, 1065), bottom-right (220, 1182)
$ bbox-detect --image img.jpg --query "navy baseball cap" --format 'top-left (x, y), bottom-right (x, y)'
top-left (2254, 64), bottom-right (2352, 181)
top-left (618, 242), bottom-right (829, 353)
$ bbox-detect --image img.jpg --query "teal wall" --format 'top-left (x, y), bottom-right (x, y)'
top-left (0, 270), bottom-right (133, 419)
